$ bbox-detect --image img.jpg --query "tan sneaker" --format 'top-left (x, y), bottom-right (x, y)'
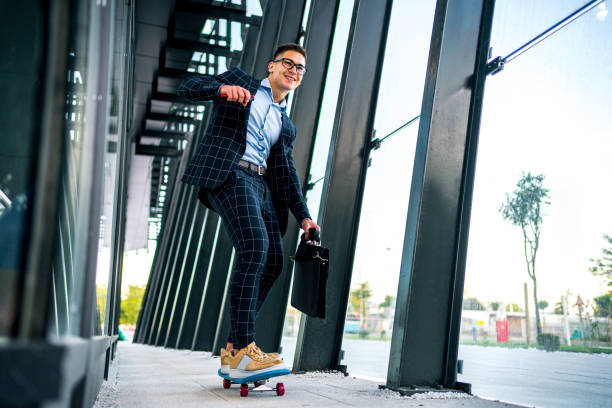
top-left (220, 348), bottom-right (231, 375)
top-left (229, 342), bottom-right (288, 380)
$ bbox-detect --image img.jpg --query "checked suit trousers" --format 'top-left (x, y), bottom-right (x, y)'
top-left (205, 163), bottom-right (284, 350)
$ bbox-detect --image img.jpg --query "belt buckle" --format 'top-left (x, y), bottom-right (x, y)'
top-left (257, 165), bottom-right (264, 176)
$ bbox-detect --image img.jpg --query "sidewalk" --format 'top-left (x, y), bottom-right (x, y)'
top-left (94, 342), bottom-right (527, 408)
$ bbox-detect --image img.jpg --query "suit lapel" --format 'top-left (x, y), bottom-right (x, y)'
top-left (280, 112), bottom-right (292, 146)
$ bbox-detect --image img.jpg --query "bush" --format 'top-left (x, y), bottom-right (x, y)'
top-left (358, 329), bottom-right (370, 339)
top-left (537, 334), bottom-right (560, 352)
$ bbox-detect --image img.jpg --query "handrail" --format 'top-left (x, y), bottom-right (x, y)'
top-left (487, 0), bottom-right (606, 75)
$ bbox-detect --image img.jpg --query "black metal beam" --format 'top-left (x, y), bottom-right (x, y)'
top-left (254, 0), bottom-right (340, 355)
top-left (144, 183), bottom-right (190, 344)
top-left (386, 0), bottom-right (495, 390)
top-left (135, 158), bottom-right (183, 343)
top-left (292, 0), bottom-right (393, 372)
top-left (191, 227), bottom-right (235, 351)
top-left (155, 186), bottom-right (198, 346)
top-left (174, 211), bottom-right (219, 349)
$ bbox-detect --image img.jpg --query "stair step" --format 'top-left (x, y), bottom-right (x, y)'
top-left (145, 112), bottom-right (198, 124)
top-left (135, 144), bottom-right (182, 157)
top-left (175, 1), bottom-right (259, 25)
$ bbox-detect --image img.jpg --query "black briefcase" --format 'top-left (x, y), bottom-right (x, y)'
top-left (290, 228), bottom-right (329, 319)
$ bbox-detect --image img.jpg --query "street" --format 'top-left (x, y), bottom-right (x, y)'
top-left (280, 337), bottom-right (612, 408)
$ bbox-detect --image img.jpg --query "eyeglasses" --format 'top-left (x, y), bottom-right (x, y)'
top-left (272, 58), bottom-right (307, 76)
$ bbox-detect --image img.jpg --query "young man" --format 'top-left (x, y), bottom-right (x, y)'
top-left (177, 44), bottom-right (320, 378)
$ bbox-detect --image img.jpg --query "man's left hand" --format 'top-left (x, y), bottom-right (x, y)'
top-left (301, 219), bottom-right (321, 241)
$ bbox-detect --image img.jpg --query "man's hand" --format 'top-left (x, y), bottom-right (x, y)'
top-left (219, 85), bottom-right (251, 106)
top-left (301, 219), bottom-right (321, 241)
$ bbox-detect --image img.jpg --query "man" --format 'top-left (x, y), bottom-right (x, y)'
top-left (177, 43), bottom-right (320, 379)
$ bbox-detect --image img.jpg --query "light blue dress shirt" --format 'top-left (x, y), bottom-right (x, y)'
top-left (240, 77), bottom-right (287, 169)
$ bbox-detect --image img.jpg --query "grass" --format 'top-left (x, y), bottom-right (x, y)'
top-left (460, 338), bottom-right (612, 354)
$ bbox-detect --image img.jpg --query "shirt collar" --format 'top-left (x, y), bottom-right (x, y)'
top-left (260, 78), bottom-right (287, 112)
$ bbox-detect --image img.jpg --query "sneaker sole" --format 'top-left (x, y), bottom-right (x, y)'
top-left (226, 368), bottom-right (290, 384)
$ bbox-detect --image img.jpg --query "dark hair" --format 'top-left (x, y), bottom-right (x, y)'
top-left (272, 43), bottom-right (307, 60)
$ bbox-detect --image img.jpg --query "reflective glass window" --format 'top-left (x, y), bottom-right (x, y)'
top-left (458, 1), bottom-right (612, 407)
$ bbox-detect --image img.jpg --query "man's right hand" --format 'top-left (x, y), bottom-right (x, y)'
top-left (219, 85), bottom-right (251, 107)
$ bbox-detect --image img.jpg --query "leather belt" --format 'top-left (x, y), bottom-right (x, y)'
top-left (237, 159), bottom-right (267, 176)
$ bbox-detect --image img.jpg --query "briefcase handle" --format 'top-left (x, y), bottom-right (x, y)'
top-left (300, 227), bottom-right (321, 245)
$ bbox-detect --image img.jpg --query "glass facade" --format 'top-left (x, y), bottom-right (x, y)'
top-left (338, 0), bottom-right (437, 380)
top-left (3, 1), bottom-right (610, 406)
top-left (0, 1), bottom-right (48, 338)
top-left (458, 1), bottom-right (612, 407)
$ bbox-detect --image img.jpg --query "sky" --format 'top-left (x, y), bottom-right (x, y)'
top-left (97, 0), bottom-right (612, 317)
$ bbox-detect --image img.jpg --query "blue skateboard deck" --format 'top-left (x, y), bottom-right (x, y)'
top-left (218, 368), bottom-right (290, 396)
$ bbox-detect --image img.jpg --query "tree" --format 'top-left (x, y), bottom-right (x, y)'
top-left (463, 297), bottom-right (486, 311)
top-left (349, 282), bottom-right (372, 328)
top-left (589, 234), bottom-right (612, 287)
top-left (593, 293), bottom-right (612, 318)
top-left (120, 285), bottom-right (146, 325)
top-left (96, 284), bottom-right (107, 328)
top-left (490, 301), bottom-right (500, 311)
top-left (506, 303), bottom-right (523, 313)
top-left (538, 300), bottom-right (549, 311)
top-left (379, 295), bottom-right (395, 309)
top-left (500, 172), bottom-right (550, 336)
top-left (553, 299), bottom-right (564, 315)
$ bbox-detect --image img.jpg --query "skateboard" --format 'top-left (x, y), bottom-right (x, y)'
top-left (218, 368), bottom-right (290, 397)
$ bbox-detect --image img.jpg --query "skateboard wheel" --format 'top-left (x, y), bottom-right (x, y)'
top-left (240, 383), bottom-right (249, 397)
top-left (276, 382), bottom-right (285, 396)
top-left (222, 379), bottom-right (231, 389)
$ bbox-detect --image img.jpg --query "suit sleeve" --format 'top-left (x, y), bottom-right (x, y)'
top-left (286, 133), bottom-right (313, 227)
top-left (177, 67), bottom-right (242, 102)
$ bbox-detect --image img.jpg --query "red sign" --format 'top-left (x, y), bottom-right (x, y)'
top-left (575, 295), bottom-right (584, 307)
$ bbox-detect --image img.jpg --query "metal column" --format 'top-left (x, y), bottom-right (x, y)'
top-left (292, 0), bottom-right (393, 372)
top-left (386, 0), bottom-right (495, 391)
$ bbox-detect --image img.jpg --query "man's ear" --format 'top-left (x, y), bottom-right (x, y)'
top-left (267, 60), bottom-right (274, 74)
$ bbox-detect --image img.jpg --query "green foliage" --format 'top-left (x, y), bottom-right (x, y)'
top-left (96, 284), bottom-right (107, 328)
top-left (379, 295), bottom-right (395, 309)
top-left (463, 297), bottom-right (486, 311)
top-left (593, 293), bottom-right (612, 317)
top-left (589, 234), bottom-right (612, 287)
top-left (358, 329), bottom-right (370, 339)
top-left (349, 282), bottom-right (372, 319)
top-left (490, 301), bottom-right (500, 311)
top-left (538, 300), bottom-right (549, 310)
top-left (505, 303), bottom-right (523, 313)
top-left (120, 285), bottom-right (146, 325)
top-left (537, 334), bottom-right (560, 352)
top-left (553, 299), bottom-right (564, 315)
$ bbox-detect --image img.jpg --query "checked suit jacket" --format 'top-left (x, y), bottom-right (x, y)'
top-left (177, 67), bottom-right (312, 237)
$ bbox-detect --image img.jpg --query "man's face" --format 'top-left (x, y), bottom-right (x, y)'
top-left (267, 50), bottom-right (306, 92)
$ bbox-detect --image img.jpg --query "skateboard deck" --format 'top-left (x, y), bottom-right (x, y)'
top-left (218, 368), bottom-right (290, 397)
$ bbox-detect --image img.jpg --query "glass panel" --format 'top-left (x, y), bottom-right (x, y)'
top-left (95, 0), bottom-right (132, 336)
top-left (458, 1), bottom-right (612, 407)
top-left (0, 3), bottom-right (47, 337)
top-left (280, 0), bottom-right (356, 363)
top-left (338, 0), bottom-right (436, 380)
top-left (48, 0), bottom-right (108, 337)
